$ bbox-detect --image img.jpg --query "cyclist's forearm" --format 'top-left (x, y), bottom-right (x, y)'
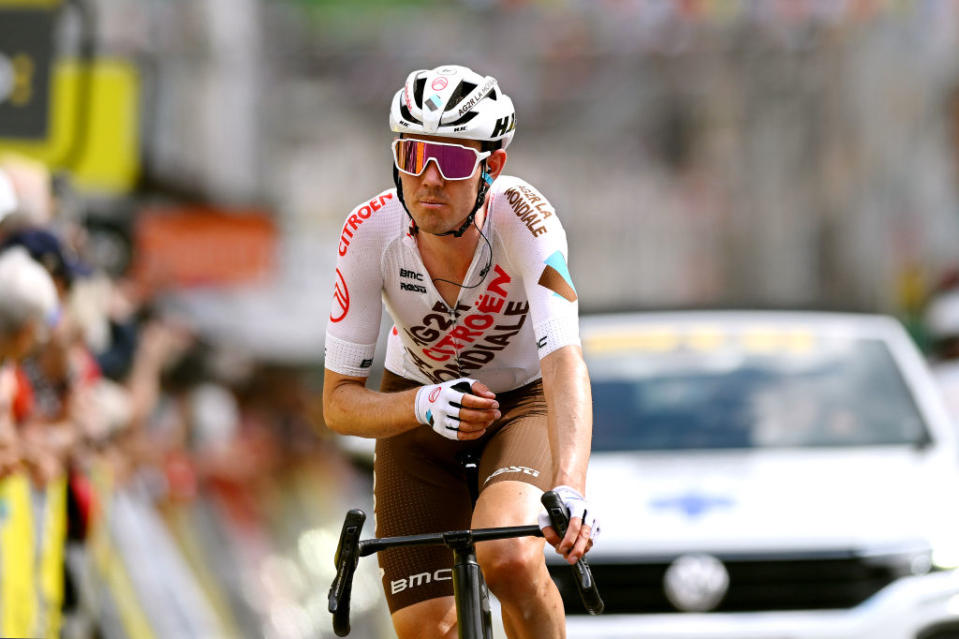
top-left (540, 345), bottom-right (592, 492)
top-left (323, 373), bottom-right (420, 438)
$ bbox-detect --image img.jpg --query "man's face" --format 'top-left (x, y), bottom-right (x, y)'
top-left (397, 134), bottom-right (486, 235)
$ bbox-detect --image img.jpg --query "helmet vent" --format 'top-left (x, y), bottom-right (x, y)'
top-left (445, 80), bottom-right (477, 111)
top-left (399, 102), bottom-right (420, 124)
top-left (446, 111), bottom-right (479, 127)
top-left (413, 77), bottom-right (427, 107)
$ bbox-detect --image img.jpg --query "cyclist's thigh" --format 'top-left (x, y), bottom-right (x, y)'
top-left (477, 379), bottom-right (553, 495)
top-left (374, 370), bottom-right (473, 613)
top-left (471, 383), bottom-right (552, 577)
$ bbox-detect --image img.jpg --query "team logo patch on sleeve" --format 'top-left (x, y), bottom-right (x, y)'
top-left (538, 251), bottom-right (577, 302)
top-left (330, 268), bottom-right (351, 322)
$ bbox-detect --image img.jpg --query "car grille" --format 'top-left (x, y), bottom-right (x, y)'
top-left (550, 555), bottom-right (902, 614)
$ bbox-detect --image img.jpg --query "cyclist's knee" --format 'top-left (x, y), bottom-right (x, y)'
top-left (392, 596), bottom-right (458, 639)
top-left (477, 537), bottom-right (546, 595)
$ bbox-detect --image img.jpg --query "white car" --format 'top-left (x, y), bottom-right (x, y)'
top-left (555, 311), bottom-right (959, 639)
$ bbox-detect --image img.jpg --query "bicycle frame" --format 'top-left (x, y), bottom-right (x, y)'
top-left (368, 524), bottom-right (543, 639)
top-left (328, 491), bottom-right (603, 639)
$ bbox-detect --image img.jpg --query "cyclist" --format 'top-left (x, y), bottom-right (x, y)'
top-left (322, 64), bottom-right (599, 639)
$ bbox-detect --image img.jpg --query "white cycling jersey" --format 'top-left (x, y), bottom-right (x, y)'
top-left (324, 175), bottom-right (580, 393)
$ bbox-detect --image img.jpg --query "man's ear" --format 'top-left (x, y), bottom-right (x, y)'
top-left (487, 149), bottom-right (508, 180)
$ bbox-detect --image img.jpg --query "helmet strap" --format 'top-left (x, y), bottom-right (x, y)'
top-left (392, 164), bottom-right (419, 235)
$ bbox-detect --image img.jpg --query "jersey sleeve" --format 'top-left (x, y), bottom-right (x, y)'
top-left (324, 194), bottom-right (392, 377)
top-left (495, 179), bottom-right (581, 359)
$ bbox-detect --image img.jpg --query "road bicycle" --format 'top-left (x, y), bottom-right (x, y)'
top-left (328, 486), bottom-right (603, 638)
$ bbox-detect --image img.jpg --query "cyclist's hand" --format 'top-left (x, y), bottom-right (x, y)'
top-left (538, 485), bottom-right (600, 564)
top-left (414, 378), bottom-right (500, 441)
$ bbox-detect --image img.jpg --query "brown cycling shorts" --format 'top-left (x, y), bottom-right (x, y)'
top-left (374, 369), bottom-right (553, 613)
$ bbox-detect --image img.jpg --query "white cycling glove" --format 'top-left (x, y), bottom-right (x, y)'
top-left (538, 485), bottom-right (600, 540)
top-left (414, 378), bottom-right (477, 441)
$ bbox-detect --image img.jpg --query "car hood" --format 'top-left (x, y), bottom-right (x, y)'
top-left (585, 447), bottom-right (959, 558)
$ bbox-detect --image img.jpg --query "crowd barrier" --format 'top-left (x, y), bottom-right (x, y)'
top-left (0, 473), bottom-right (66, 639)
top-left (0, 448), bottom-right (392, 639)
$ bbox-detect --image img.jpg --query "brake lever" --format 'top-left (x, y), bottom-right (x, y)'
top-left (328, 509), bottom-right (366, 636)
top-left (541, 491), bottom-right (605, 615)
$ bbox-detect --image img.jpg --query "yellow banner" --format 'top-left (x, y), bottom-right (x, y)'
top-left (0, 473), bottom-right (37, 638)
top-left (0, 0), bottom-right (61, 7)
top-left (37, 477), bottom-right (67, 639)
top-left (0, 58), bottom-right (141, 195)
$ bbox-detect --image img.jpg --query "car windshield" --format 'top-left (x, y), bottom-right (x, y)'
top-left (586, 329), bottom-right (930, 451)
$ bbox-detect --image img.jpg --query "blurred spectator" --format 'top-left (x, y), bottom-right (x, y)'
top-left (0, 154), bottom-right (53, 229)
top-left (0, 171), bottom-right (388, 639)
top-left (0, 167), bottom-right (17, 234)
top-left (1, 227), bottom-right (91, 298)
top-left (0, 246), bottom-right (58, 359)
top-left (1, 229), bottom-right (95, 486)
top-left (0, 247), bottom-right (59, 477)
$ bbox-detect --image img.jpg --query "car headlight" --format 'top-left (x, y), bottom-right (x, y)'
top-left (932, 539), bottom-right (959, 571)
top-left (866, 549), bottom-right (932, 578)
top-left (884, 541), bottom-right (959, 574)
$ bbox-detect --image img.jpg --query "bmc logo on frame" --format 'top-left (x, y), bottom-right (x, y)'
top-left (391, 568), bottom-right (452, 594)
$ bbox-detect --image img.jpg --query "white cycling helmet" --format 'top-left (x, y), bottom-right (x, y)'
top-left (389, 65), bottom-right (516, 148)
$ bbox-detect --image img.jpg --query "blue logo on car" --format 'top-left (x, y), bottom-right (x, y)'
top-left (650, 491), bottom-right (735, 518)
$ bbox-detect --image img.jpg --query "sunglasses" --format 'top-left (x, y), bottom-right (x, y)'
top-left (392, 139), bottom-right (490, 181)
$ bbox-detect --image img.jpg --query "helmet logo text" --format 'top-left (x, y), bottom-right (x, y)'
top-left (457, 77), bottom-right (497, 117)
